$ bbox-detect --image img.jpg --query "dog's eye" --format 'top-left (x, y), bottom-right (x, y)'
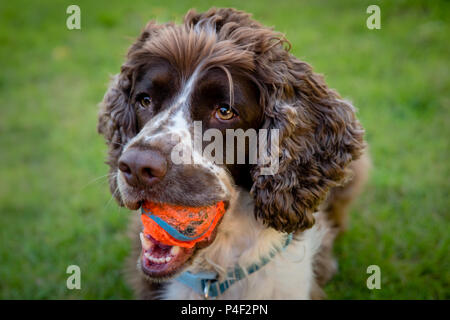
top-left (138, 95), bottom-right (152, 108)
top-left (215, 104), bottom-right (237, 121)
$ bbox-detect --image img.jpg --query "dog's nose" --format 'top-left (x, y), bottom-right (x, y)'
top-left (118, 148), bottom-right (167, 187)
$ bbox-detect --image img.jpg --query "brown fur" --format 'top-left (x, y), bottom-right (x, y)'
top-left (98, 7), bottom-right (366, 232)
top-left (323, 151), bottom-right (371, 232)
top-left (98, 7), bottom-right (369, 299)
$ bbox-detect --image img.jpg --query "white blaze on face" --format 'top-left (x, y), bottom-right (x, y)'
top-left (122, 65), bottom-right (232, 198)
top-left (124, 68), bottom-right (201, 151)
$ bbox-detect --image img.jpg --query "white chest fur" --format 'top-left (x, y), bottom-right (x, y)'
top-left (159, 190), bottom-right (328, 300)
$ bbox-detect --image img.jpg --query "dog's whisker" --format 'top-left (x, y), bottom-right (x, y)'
top-left (104, 185), bottom-right (120, 210)
top-left (79, 173), bottom-right (115, 190)
top-left (204, 257), bottom-right (227, 275)
top-left (107, 140), bottom-right (127, 148)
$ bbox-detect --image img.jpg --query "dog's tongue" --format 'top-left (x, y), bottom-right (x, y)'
top-left (140, 201), bottom-right (226, 248)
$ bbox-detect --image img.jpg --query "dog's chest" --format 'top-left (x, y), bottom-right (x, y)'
top-left (160, 223), bottom-right (325, 300)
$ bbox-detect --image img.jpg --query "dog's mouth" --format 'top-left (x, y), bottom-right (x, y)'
top-left (138, 201), bottom-right (228, 279)
top-left (139, 232), bottom-right (195, 278)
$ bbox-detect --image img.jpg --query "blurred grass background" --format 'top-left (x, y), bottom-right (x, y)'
top-left (0, 0), bottom-right (448, 299)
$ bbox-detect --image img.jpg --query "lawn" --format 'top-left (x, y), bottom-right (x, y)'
top-left (0, 0), bottom-right (448, 299)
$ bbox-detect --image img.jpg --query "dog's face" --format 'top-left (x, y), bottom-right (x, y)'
top-left (98, 8), bottom-right (364, 280)
top-left (115, 57), bottom-right (262, 278)
top-left (121, 58), bottom-right (262, 207)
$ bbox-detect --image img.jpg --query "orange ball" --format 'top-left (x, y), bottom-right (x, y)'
top-left (141, 201), bottom-right (226, 248)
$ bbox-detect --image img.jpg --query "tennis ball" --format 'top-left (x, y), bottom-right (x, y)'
top-left (141, 201), bottom-right (226, 248)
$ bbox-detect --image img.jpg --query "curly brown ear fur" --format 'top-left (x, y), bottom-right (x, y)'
top-left (97, 73), bottom-right (135, 202)
top-left (183, 8), bottom-right (366, 233)
top-left (97, 21), bottom-right (165, 203)
top-left (251, 57), bottom-right (365, 233)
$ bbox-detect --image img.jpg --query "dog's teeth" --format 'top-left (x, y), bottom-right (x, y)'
top-left (140, 232), bottom-right (153, 251)
top-left (170, 246), bottom-right (180, 256)
top-left (142, 241), bottom-right (175, 264)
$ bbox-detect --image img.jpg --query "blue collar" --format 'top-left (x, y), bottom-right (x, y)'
top-left (175, 233), bottom-right (293, 299)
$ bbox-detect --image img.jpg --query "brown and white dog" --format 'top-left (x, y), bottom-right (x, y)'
top-left (98, 8), bottom-right (369, 299)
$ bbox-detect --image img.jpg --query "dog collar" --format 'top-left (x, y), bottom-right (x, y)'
top-left (175, 233), bottom-right (293, 299)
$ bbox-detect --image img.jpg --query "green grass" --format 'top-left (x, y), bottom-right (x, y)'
top-left (0, 0), bottom-right (448, 299)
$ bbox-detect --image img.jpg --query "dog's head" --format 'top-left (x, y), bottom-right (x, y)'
top-left (98, 8), bottom-right (364, 280)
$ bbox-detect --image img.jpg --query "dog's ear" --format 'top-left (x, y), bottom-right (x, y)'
top-left (97, 21), bottom-right (162, 201)
top-left (251, 56), bottom-right (365, 233)
top-left (97, 69), bottom-right (136, 201)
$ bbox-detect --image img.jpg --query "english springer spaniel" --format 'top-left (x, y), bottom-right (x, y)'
top-left (98, 7), bottom-right (370, 299)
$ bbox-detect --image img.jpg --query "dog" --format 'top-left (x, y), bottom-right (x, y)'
top-left (98, 7), bottom-right (369, 299)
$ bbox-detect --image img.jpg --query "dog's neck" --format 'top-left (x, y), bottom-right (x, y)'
top-left (161, 188), bottom-right (326, 299)
top-left (186, 188), bottom-right (288, 278)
